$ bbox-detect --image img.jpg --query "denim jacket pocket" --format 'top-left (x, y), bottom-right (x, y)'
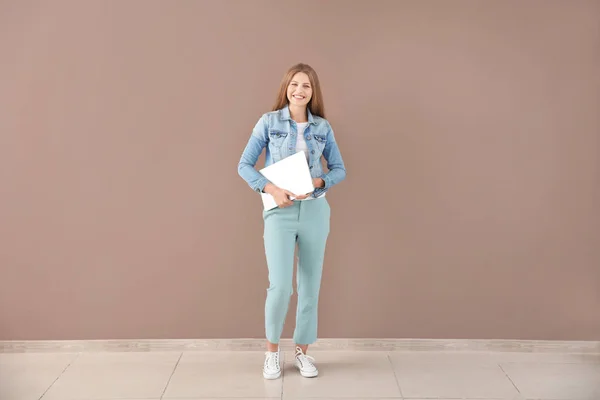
top-left (268, 130), bottom-right (288, 148)
top-left (312, 134), bottom-right (327, 156)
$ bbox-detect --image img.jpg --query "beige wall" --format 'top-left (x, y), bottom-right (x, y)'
top-left (1, 0), bottom-right (599, 341)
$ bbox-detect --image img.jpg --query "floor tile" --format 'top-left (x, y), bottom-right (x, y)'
top-left (41, 352), bottom-right (180, 400)
top-left (283, 398), bottom-right (401, 400)
top-left (501, 362), bottom-right (600, 399)
top-left (162, 351), bottom-right (282, 398)
top-left (389, 351), bottom-right (600, 365)
top-left (0, 352), bottom-right (78, 400)
top-left (283, 397), bottom-right (403, 400)
top-left (282, 351), bottom-right (401, 398)
top-left (389, 353), bottom-right (521, 399)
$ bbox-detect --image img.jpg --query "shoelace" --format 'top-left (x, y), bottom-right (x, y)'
top-left (264, 351), bottom-right (280, 370)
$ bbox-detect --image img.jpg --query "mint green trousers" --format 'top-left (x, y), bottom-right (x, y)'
top-left (262, 197), bottom-right (330, 345)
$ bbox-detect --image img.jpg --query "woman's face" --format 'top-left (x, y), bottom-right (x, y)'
top-left (287, 72), bottom-right (313, 108)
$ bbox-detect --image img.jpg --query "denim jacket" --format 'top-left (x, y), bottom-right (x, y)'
top-left (238, 105), bottom-right (346, 198)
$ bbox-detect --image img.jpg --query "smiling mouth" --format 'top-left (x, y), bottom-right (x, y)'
top-left (293, 95), bottom-right (305, 100)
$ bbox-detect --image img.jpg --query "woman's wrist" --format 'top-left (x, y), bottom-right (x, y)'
top-left (263, 183), bottom-right (279, 195)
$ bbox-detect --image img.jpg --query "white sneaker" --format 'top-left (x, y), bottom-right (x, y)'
top-left (294, 346), bottom-right (318, 377)
top-left (263, 349), bottom-right (281, 379)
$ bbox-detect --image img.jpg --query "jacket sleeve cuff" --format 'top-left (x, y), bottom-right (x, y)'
top-left (255, 177), bottom-right (270, 193)
top-left (312, 187), bottom-right (328, 198)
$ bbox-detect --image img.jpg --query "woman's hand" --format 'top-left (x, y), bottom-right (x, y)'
top-left (265, 183), bottom-right (295, 208)
top-left (294, 193), bottom-right (311, 200)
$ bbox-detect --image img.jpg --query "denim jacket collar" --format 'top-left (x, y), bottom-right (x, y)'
top-left (279, 104), bottom-right (317, 125)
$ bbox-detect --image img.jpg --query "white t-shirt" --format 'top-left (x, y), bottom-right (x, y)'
top-left (296, 122), bottom-right (325, 200)
top-left (296, 122), bottom-right (310, 161)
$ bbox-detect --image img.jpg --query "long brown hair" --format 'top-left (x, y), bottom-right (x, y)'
top-left (272, 63), bottom-right (326, 118)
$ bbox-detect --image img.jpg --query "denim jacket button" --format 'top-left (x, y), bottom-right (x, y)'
top-left (311, 150), bottom-right (315, 154)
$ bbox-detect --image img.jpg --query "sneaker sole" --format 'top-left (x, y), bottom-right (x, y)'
top-left (295, 362), bottom-right (318, 378)
top-left (263, 369), bottom-right (281, 379)
top-left (299, 369), bottom-right (318, 378)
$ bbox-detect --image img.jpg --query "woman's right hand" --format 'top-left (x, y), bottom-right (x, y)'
top-left (274, 188), bottom-right (296, 208)
top-left (264, 183), bottom-right (296, 208)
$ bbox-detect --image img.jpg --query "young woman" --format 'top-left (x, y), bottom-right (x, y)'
top-left (238, 63), bottom-right (346, 379)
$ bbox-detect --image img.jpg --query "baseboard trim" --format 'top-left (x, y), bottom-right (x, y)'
top-left (1, 338), bottom-right (599, 353)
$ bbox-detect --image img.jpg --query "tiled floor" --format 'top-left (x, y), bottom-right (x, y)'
top-left (1, 350), bottom-right (599, 400)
